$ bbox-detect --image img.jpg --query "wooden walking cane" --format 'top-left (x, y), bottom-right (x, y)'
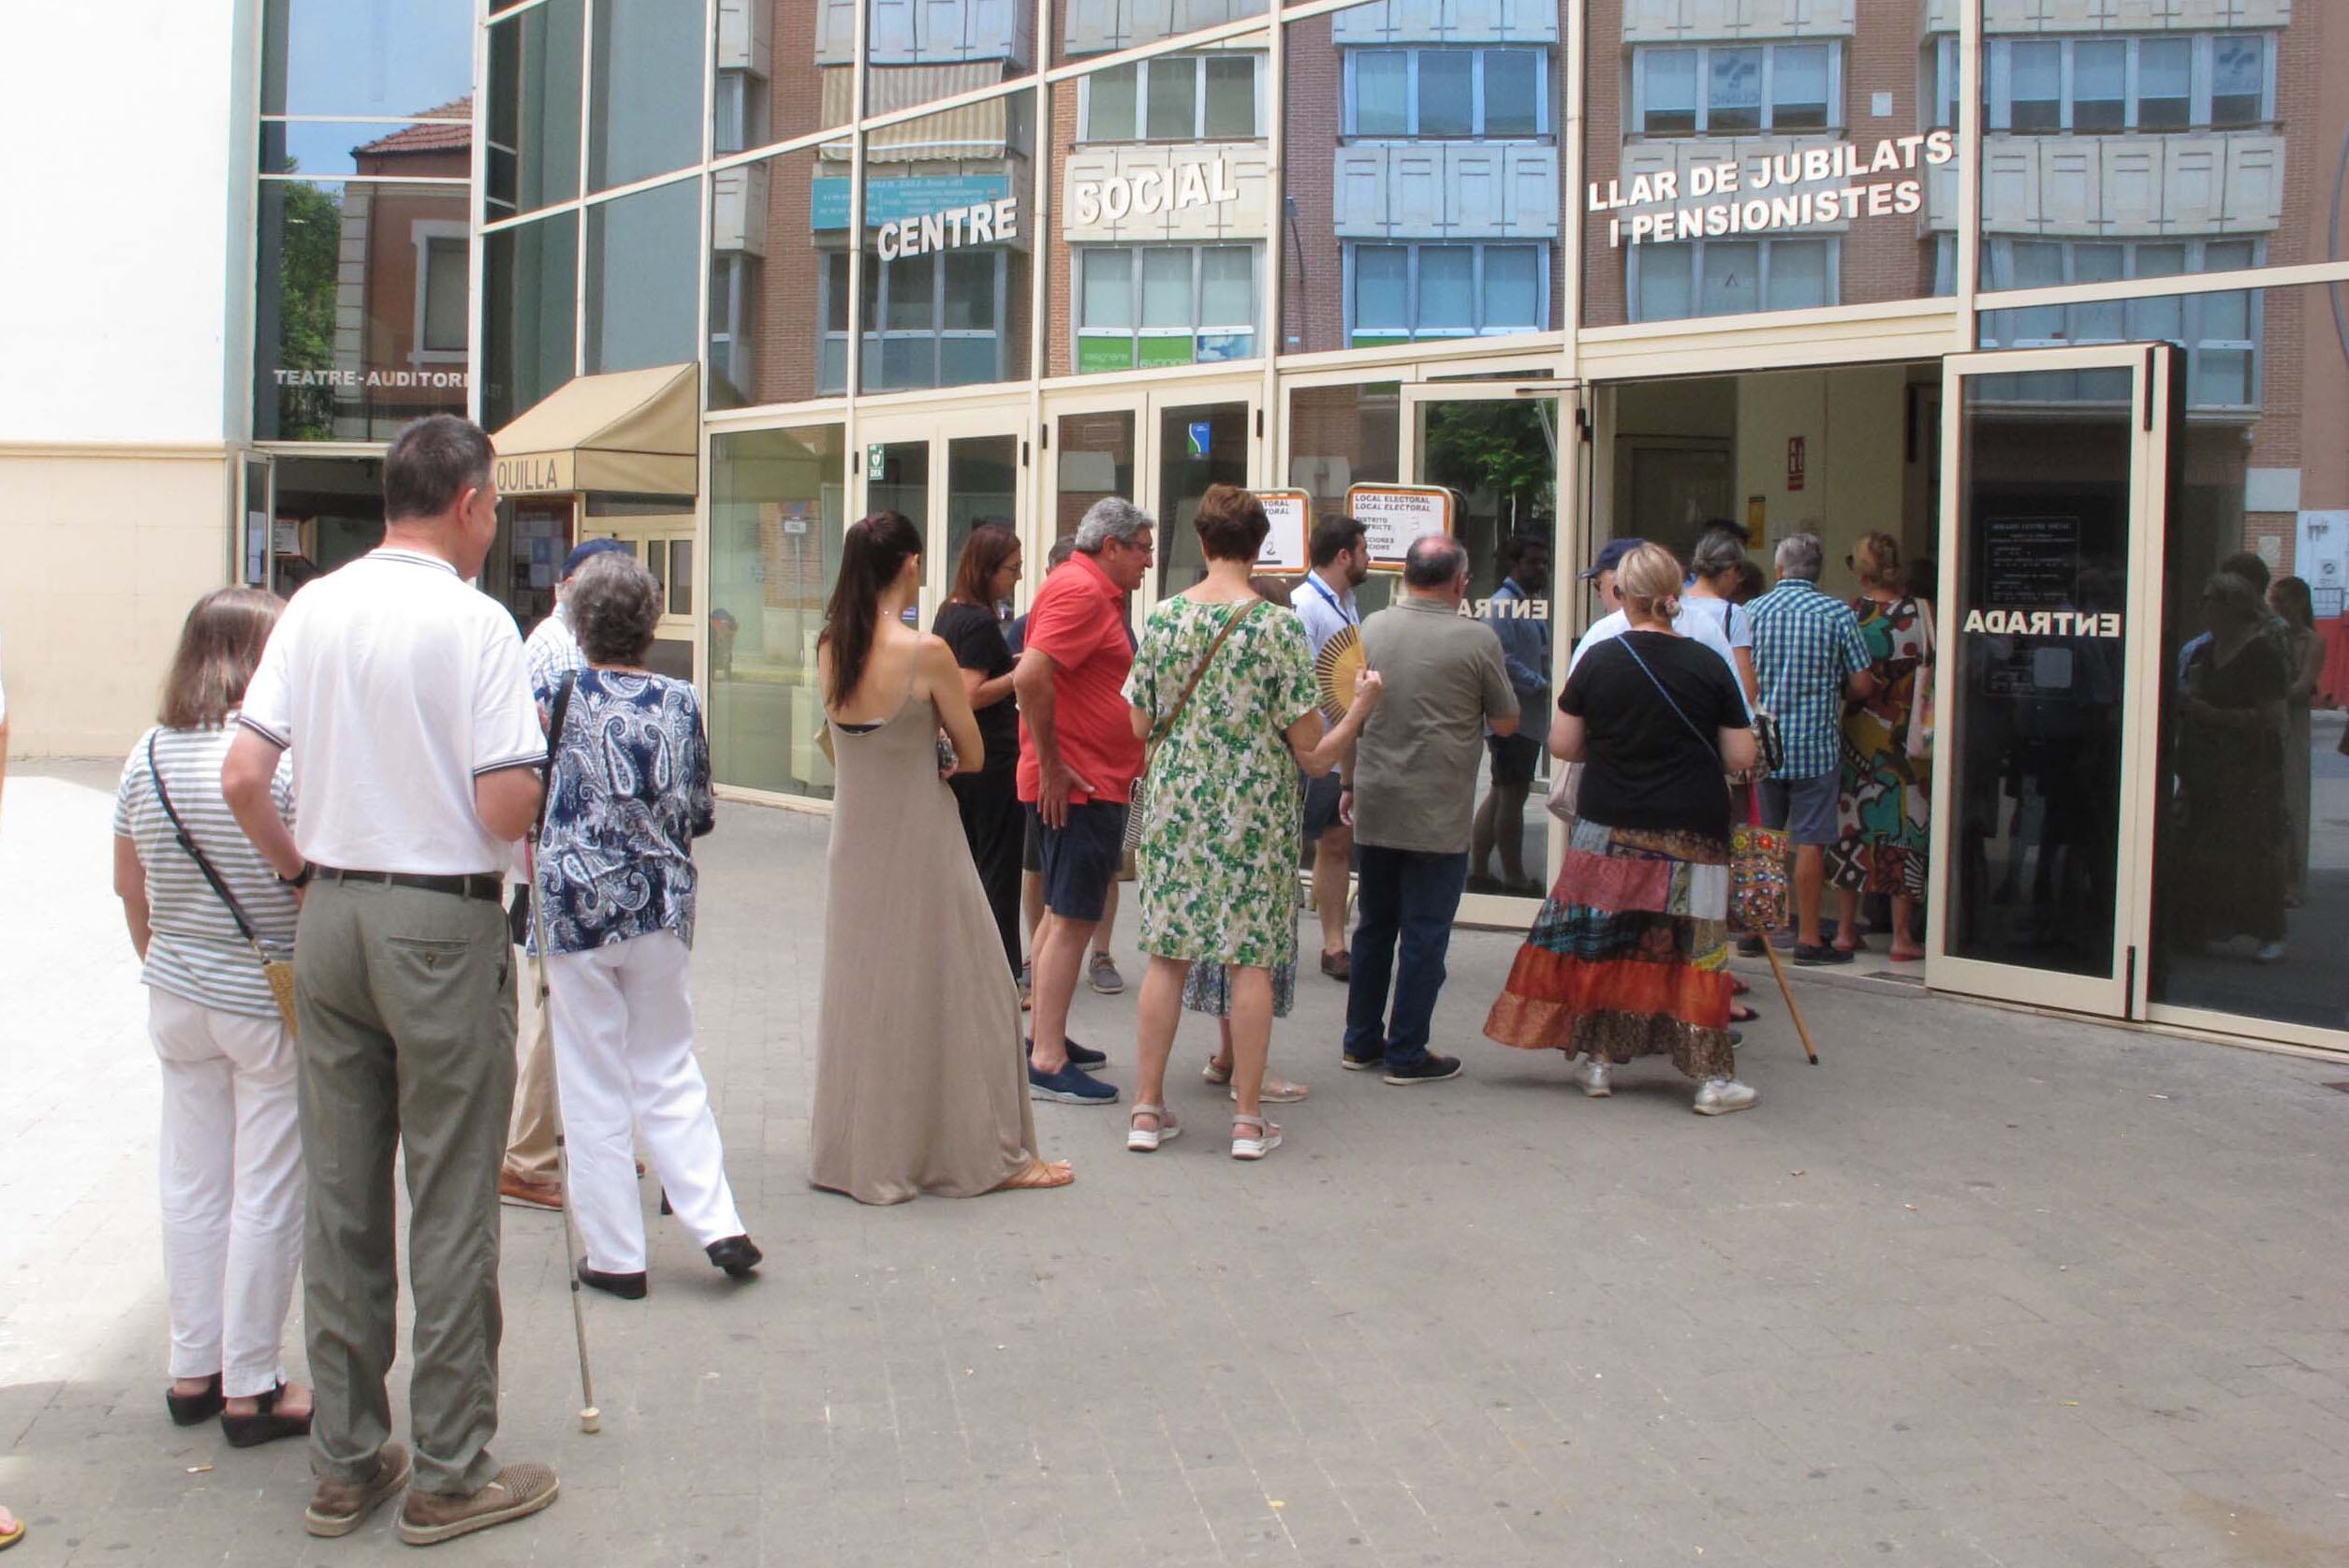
top-left (1759, 939), bottom-right (1820, 1065)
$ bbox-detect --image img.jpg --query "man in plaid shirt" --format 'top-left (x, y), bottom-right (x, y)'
top-left (1748, 532), bottom-right (1877, 965)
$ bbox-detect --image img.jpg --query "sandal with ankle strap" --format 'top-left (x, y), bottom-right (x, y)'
top-left (1231, 1113), bottom-right (1282, 1161)
top-left (1126, 1102), bottom-right (1181, 1152)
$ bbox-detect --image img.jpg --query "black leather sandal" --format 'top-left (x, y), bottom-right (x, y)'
top-left (222, 1382), bottom-right (312, 1449)
top-left (166, 1373), bottom-right (223, 1427)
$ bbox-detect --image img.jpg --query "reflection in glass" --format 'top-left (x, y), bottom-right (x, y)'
top-left (262, 0), bottom-right (473, 117)
top-left (709, 425), bottom-right (849, 799)
top-left (1943, 369), bottom-right (2133, 979)
top-left (945, 435), bottom-right (1020, 573)
top-left (1982, 283), bottom-right (2266, 416)
top-left (589, 0), bottom-right (706, 189)
top-left (487, 0), bottom-right (584, 216)
top-left (585, 178), bottom-right (702, 374)
top-left (2145, 283), bottom-right (2349, 1031)
top-left (1285, 382), bottom-right (1401, 616)
top-left (262, 120), bottom-right (474, 178)
top-left (1154, 402), bottom-right (1253, 593)
top-left (482, 212), bottom-right (580, 429)
top-left (255, 179), bottom-right (472, 440)
top-left (710, 142), bottom-right (836, 409)
top-left (856, 96), bottom-right (1034, 393)
top-left (1052, 411), bottom-right (1135, 542)
top-left (869, 441), bottom-right (929, 532)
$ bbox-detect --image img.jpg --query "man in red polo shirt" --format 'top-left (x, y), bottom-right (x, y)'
top-left (1012, 497), bottom-right (1155, 1103)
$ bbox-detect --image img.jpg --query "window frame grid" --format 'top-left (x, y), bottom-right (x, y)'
top-left (1073, 242), bottom-right (1262, 369)
top-left (1340, 45), bottom-right (1552, 139)
top-left (1342, 241), bottom-right (1550, 344)
top-left (815, 247), bottom-right (1013, 394)
top-left (1978, 236), bottom-right (2268, 410)
top-left (1077, 50), bottom-right (1268, 143)
top-left (1982, 32), bottom-right (2276, 134)
top-left (1625, 235), bottom-right (1842, 323)
top-left (1629, 39), bottom-right (1844, 138)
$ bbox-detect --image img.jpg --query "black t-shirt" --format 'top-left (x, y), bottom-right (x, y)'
top-left (1561, 630), bottom-right (1749, 840)
top-left (933, 601), bottom-right (1018, 774)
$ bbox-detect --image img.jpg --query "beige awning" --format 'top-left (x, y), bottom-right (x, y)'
top-left (818, 64), bottom-right (1008, 162)
top-left (490, 363), bottom-right (698, 498)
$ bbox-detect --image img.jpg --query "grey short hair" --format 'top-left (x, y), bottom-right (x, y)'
top-left (1402, 534), bottom-right (1467, 588)
top-left (1774, 532), bottom-right (1825, 583)
top-left (566, 553), bottom-right (664, 666)
top-left (1690, 527), bottom-right (1747, 579)
top-left (1075, 497), bottom-right (1153, 553)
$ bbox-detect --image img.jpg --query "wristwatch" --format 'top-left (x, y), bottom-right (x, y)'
top-left (278, 864), bottom-right (313, 889)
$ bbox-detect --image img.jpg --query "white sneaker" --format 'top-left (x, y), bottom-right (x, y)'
top-left (1693, 1077), bottom-right (1758, 1116)
top-left (1572, 1053), bottom-right (1612, 1098)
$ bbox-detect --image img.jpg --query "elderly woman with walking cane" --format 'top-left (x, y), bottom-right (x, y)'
top-left (533, 553), bottom-right (761, 1299)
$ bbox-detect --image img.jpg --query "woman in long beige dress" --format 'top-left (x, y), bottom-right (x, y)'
top-left (810, 511), bottom-right (1073, 1204)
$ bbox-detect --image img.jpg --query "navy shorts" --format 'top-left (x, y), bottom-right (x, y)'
top-left (1487, 731), bottom-right (1542, 787)
top-left (1026, 800), bottom-right (1127, 922)
top-left (1760, 771), bottom-right (1839, 847)
top-left (1301, 770), bottom-right (1346, 842)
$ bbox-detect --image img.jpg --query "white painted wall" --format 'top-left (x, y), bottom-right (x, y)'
top-left (0, 0), bottom-right (254, 445)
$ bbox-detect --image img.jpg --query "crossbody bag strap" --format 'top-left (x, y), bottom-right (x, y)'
top-left (1148, 598), bottom-right (1262, 760)
top-left (531, 668), bottom-right (580, 844)
top-left (1611, 636), bottom-right (1721, 757)
top-left (146, 732), bottom-right (267, 950)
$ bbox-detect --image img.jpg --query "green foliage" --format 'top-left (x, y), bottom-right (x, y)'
top-left (1421, 400), bottom-right (1555, 523)
top-left (271, 177), bottom-right (343, 439)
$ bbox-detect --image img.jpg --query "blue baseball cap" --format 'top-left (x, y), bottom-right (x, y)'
top-left (563, 536), bottom-right (631, 579)
top-left (1580, 536), bottom-right (1647, 580)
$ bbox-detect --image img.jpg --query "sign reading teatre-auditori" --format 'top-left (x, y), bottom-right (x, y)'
top-left (1589, 131), bottom-right (1957, 248)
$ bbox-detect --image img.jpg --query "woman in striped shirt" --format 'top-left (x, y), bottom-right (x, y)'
top-left (112, 588), bottom-right (311, 1448)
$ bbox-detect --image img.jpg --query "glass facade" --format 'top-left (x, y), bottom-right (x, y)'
top-left (450, 0), bottom-right (2349, 1051)
top-left (254, 0), bottom-right (474, 440)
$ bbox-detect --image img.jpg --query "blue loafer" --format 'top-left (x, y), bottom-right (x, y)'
top-left (1028, 1062), bottom-right (1119, 1105)
top-left (1029, 1036), bottom-right (1107, 1068)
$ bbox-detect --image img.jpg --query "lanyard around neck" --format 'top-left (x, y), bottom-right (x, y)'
top-left (1306, 575), bottom-right (1354, 623)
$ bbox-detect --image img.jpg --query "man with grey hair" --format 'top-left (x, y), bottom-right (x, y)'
top-left (1012, 496), bottom-right (1156, 1104)
top-left (1748, 530), bottom-right (1876, 964)
top-left (1339, 534), bottom-right (1520, 1084)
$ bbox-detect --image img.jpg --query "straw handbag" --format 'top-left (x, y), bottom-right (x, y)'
top-left (146, 736), bottom-right (299, 1035)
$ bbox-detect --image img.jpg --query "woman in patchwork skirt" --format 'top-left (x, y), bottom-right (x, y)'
top-left (1485, 543), bottom-right (1762, 1115)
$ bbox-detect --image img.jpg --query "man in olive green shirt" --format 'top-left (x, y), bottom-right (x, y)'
top-left (1339, 535), bottom-right (1520, 1083)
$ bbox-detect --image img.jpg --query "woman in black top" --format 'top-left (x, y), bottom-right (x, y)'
top-left (2176, 571), bottom-right (2289, 958)
top-left (933, 525), bottom-right (1027, 977)
top-left (1485, 544), bottom-right (1762, 1115)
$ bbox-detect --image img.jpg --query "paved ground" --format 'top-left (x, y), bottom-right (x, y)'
top-left (8, 758), bottom-right (2349, 1567)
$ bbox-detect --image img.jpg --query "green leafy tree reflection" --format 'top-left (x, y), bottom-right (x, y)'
top-left (267, 175), bottom-right (342, 439)
top-left (1421, 399), bottom-right (1557, 547)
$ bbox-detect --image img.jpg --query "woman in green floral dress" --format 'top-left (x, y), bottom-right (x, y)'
top-left (1123, 486), bottom-right (1381, 1161)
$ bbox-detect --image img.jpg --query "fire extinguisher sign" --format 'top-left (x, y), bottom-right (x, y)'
top-left (1786, 436), bottom-right (1806, 492)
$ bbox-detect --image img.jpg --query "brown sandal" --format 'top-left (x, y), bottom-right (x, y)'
top-left (991, 1157), bottom-right (1075, 1192)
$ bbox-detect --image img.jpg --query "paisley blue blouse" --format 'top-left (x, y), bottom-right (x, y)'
top-left (534, 669), bottom-right (716, 955)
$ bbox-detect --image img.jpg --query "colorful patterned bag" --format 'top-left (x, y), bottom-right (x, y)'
top-left (1729, 790), bottom-right (1790, 935)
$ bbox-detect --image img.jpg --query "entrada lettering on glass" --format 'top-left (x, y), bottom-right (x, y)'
top-left (1071, 158), bottom-right (1241, 226)
top-left (875, 197), bottom-right (1020, 262)
top-left (1458, 597), bottom-right (1549, 620)
top-left (1589, 132), bottom-right (1958, 248)
top-left (1963, 608), bottom-right (2121, 638)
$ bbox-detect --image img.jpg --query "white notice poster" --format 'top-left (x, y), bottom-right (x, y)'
top-left (1254, 490), bottom-right (1311, 574)
top-left (1345, 484), bottom-right (1453, 572)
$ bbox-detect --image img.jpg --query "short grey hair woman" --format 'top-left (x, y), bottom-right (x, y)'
top-left (534, 554), bottom-right (760, 1297)
top-left (112, 587), bottom-right (313, 1445)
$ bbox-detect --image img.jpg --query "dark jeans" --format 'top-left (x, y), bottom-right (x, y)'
top-left (951, 769), bottom-right (1023, 977)
top-left (1343, 844), bottom-right (1470, 1066)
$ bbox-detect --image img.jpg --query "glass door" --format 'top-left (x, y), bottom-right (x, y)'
top-left (584, 515), bottom-right (700, 683)
top-left (1041, 378), bottom-right (1262, 620)
top-left (856, 404), bottom-right (1032, 625)
top-left (1927, 344), bottom-right (2180, 1018)
top-left (1401, 384), bottom-right (1568, 919)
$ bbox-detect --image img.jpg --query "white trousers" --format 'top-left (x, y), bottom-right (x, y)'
top-left (543, 931), bottom-right (743, 1273)
top-left (149, 988), bottom-right (304, 1398)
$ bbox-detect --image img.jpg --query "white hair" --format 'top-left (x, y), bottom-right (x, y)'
top-left (1774, 532), bottom-right (1824, 582)
top-left (1075, 497), bottom-right (1153, 553)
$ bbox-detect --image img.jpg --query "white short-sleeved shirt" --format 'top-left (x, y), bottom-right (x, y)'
top-left (239, 547), bottom-right (546, 875)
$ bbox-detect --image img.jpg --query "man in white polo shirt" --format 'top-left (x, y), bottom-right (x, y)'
top-left (223, 415), bottom-right (559, 1546)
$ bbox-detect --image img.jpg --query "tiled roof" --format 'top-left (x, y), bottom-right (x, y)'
top-left (355, 98), bottom-right (473, 155)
